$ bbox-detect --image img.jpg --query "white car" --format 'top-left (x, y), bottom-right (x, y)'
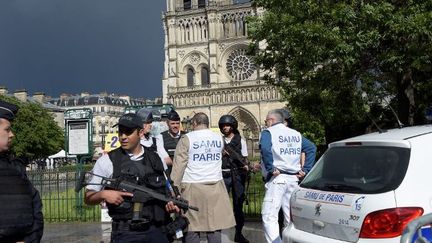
top-left (283, 125), bottom-right (432, 243)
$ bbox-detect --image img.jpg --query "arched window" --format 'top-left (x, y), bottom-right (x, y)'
top-left (198, 0), bottom-right (206, 8)
top-left (201, 67), bottom-right (210, 85)
top-left (184, 0), bottom-right (191, 10)
top-left (187, 67), bottom-right (194, 87)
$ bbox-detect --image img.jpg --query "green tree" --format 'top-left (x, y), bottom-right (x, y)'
top-left (249, 0), bottom-right (432, 143)
top-left (0, 95), bottom-right (64, 160)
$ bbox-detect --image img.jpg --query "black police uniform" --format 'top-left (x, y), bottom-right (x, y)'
top-left (161, 131), bottom-right (185, 160)
top-left (160, 109), bottom-right (184, 176)
top-left (107, 146), bottom-right (171, 243)
top-left (222, 133), bottom-right (248, 241)
top-left (0, 100), bottom-right (44, 243)
top-left (161, 130), bottom-right (185, 175)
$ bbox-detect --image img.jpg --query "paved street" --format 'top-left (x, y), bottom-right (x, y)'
top-left (42, 221), bottom-right (265, 243)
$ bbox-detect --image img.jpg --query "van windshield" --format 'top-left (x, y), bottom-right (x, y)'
top-left (301, 146), bottom-right (410, 194)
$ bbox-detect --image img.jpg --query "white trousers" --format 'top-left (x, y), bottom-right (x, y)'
top-left (261, 174), bottom-right (299, 243)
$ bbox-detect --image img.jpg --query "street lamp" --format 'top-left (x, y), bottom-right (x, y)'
top-left (100, 116), bottom-right (108, 151)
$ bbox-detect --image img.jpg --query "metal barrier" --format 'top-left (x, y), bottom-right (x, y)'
top-left (243, 173), bottom-right (265, 219)
top-left (28, 169), bottom-right (101, 222)
top-left (27, 169), bottom-right (265, 222)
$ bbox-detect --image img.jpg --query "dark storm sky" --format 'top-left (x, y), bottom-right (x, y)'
top-left (0, 0), bottom-right (166, 99)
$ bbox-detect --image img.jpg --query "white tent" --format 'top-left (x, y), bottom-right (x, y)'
top-left (48, 150), bottom-right (66, 159)
top-left (46, 150), bottom-right (76, 169)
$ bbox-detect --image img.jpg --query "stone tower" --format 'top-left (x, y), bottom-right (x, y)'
top-left (162, 0), bottom-right (284, 140)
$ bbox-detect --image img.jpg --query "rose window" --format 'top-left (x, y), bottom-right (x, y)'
top-left (226, 49), bottom-right (255, 80)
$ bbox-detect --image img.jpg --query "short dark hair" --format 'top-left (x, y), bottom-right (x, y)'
top-left (191, 112), bottom-right (209, 127)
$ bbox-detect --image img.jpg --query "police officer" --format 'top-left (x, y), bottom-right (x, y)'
top-left (137, 108), bottom-right (168, 170)
top-left (155, 109), bottom-right (185, 176)
top-left (218, 115), bottom-right (250, 243)
top-left (85, 113), bottom-right (179, 243)
top-left (260, 109), bottom-right (302, 243)
top-left (136, 108), bottom-right (156, 148)
top-left (0, 100), bottom-right (44, 243)
top-left (171, 112), bottom-right (235, 243)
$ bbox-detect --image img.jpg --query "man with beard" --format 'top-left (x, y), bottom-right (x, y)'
top-left (218, 115), bottom-right (250, 243)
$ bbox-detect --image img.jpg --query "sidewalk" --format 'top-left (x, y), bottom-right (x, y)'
top-left (42, 221), bottom-right (265, 243)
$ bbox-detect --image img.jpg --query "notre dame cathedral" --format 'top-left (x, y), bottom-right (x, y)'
top-left (162, 0), bottom-right (284, 140)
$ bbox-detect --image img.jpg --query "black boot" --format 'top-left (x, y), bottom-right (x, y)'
top-left (234, 232), bottom-right (249, 243)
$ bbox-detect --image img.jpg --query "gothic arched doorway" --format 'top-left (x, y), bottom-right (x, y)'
top-left (228, 106), bottom-right (260, 158)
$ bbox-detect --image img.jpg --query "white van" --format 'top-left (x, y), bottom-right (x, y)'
top-left (283, 125), bottom-right (432, 243)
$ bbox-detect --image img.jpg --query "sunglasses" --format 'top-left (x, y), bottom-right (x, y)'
top-left (118, 127), bottom-right (138, 136)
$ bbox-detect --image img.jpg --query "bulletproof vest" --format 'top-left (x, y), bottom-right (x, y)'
top-left (161, 130), bottom-right (185, 159)
top-left (222, 133), bottom-right (243, 169)
top-left (0, 156), bottom-right (34, 239)
top-left (107, 147), bottom-right (168, 223)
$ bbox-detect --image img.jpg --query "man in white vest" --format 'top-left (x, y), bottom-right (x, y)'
top-left (260, 109), bottom-right (302, 243)
top-left (171, 112), bottom-right (235, 243)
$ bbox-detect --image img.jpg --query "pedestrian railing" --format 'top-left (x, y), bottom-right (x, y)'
top-left (243, 172), bottom-right (265, 219)
top-left (28, 169), bottom-right (101, 222)
top-left (28, 168), bottom-right (264, 222)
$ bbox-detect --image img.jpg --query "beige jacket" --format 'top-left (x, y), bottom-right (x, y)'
top-left (171, 135), bottom-right (235, 232)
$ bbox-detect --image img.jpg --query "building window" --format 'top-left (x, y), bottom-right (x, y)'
top-left (101, 107), bottom-right (105, 112)
top-left (198, 0), bottom-right (206, 8)
top-left (201, 67), bottom-right (210, 85)
top-left (226, 49), bottom-right (256, 81)
top-left (187, 68), bottom-right (195, 87)
top-left (184, 0), bottom-right (191, 10)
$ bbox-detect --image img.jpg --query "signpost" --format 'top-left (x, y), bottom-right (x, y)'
top-left (65, 108), bottom-right (93, 156)
top-left (64, 108), bottom-right (93, 217)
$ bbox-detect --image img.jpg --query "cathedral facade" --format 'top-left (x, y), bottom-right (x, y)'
top-left (162, 0), bottom-right (285, 139)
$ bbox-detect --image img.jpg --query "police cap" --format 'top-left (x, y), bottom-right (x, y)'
top-left (167, 109), bottom-right (180, 121)
top-left (0, 100), bottom-right (19, 121)
top-left (113, 113), bottom-right (143, 129)
top-left (136, 108), bottom-right (154, 124)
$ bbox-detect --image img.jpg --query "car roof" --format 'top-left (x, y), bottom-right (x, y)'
top-left (330, 125), bottom-right (432, 146)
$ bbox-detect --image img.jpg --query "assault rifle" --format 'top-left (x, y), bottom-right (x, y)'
top-left (75, 171), bottom-right (199, 211)
top-left (223, 143), bottom-right (253, 205)
top-left (224, 144), bottom-right (248, 168)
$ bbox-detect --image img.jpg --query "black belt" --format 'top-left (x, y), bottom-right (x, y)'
top-left (279, 169), bottom-right (299, 175)
top-left (265, 169), bottom-right (299, 182)
top-left (112, 220), bottom-right (152, 232)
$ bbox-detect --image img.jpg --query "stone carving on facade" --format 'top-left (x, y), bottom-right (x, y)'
top-left (189, 53), bottom-right (201, 65)
top-left (218, 43), bottom-right (226, 51)
top-left (170, 67), bottom-right (177, 76)
top-left (178, 50), bottom-right (185, 58)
